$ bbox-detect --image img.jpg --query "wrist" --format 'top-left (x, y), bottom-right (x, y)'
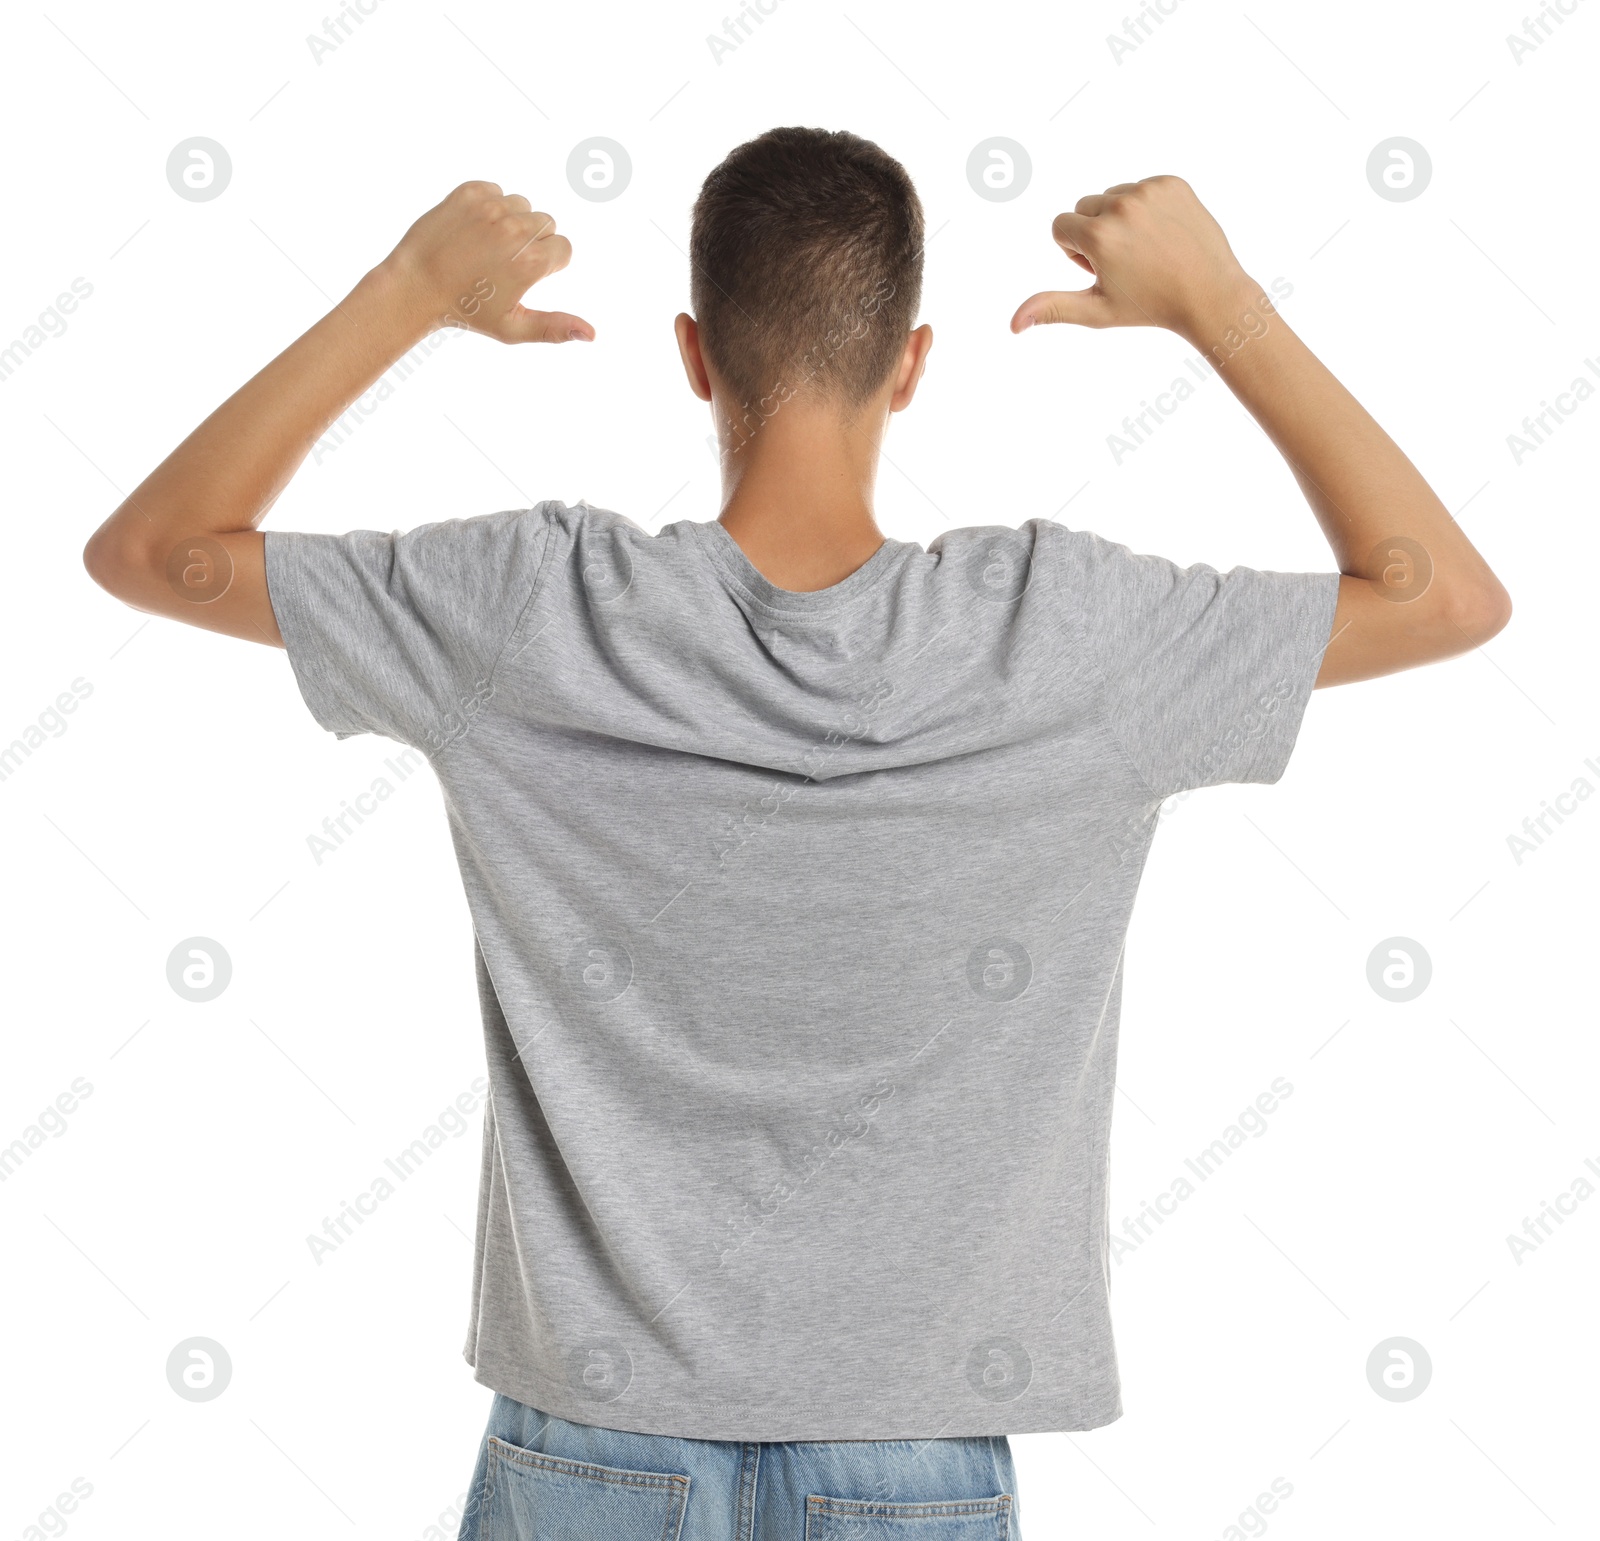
top-left (1177, 272), bottom-right (1276, 358)
top-left (354, 258), bottom-right (448, 350)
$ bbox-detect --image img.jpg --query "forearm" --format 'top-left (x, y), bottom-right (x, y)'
top-left (85, 265), bottom-right (430, 565)
top-left (1016, 176), bottom-right (1510, 683)
top-left (80, 183), bottom-right (582, 647)
top-left (1189, 282), bottom-right (1506, 605)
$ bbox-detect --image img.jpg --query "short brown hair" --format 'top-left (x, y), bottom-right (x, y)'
top-left (689, 126), bottom-right (924, 412)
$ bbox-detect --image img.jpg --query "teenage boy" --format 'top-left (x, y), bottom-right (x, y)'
top-left (84, 127), bottom-right (1509, 1539)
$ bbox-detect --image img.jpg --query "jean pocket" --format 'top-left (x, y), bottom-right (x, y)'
top-left (483, 1436), bottom-right (691, 1541)
top-left (805, 1492), bottom-right (1013, 1540)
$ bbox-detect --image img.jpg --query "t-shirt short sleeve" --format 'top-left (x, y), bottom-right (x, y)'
top-left (1062, 526), bottom-right (1341, 799)
top-left (264, 505), bottom-right (555, 750)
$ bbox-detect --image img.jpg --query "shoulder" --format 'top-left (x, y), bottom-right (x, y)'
top-left (542, 499), bottom-right (662, 568)
top-left (923, 517), bottom-right (1166, 606)
top-left (354, 503), bottom-right (562, 565)
top-left (545, 499), bottom-right (646, 541)
top-left (925, 516), bottom-right (1150, 566)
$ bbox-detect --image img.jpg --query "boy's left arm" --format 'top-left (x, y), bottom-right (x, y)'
top-left (82, 182), bottom-right (590, 646)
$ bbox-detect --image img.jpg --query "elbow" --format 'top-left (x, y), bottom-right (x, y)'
top-left (82, 524), bottom-right (149, 602)
top-left (82, 529), bottom-right (123, 598)
top-left (81, 529), bottom-right (114, 592)
top-left (1442, 576), bottom-right (1512, 649)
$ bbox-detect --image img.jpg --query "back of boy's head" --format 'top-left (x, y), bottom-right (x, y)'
top-left (690, 126), bottom-right (924, 413)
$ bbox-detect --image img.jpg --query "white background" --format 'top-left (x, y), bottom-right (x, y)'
top-left (2, 0), bottom-right (1596, 1536)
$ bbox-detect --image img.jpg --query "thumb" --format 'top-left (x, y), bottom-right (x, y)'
top-left (1011, 288), bottom-right (1115, 331)
top-left (493, 307), bottom-right (595, 344)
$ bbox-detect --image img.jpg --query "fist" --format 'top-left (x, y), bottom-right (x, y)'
top-left (1012, 175), bottom-right (1256, 344)
top-left (383, 181), bottom-right (593, 344)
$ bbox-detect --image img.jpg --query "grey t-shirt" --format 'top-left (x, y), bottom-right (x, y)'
top-left (264, 500), bottom-right (1339, 1441)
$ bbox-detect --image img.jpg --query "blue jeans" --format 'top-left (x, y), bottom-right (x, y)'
top-left (457, 1393), bottom-right (1023, 1540)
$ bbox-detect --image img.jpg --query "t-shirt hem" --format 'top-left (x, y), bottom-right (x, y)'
top-left (464, 1350), bottom-right (1123, 1442)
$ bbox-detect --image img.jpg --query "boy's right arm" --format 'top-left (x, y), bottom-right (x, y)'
top-left (1012, 176), bottom-right (1512, 688)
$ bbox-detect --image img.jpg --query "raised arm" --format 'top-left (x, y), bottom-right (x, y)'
top-left (82, 182), bottom-right (590, 647)
top-left (1011, 175), bottom-right (1511, 687)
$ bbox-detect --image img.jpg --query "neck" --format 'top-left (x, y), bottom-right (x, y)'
top-left (714, 401), bottom-right (886, 592)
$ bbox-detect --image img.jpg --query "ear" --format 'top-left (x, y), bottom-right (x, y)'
top-left (888, 324), bottom-right (934, 414)
top-left (675, 313), bottom-right (713, 403)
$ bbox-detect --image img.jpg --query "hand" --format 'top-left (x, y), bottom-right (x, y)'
top-left (379, 181), bottom-right (594, 344)
top-left (1011, 175), bottom-right (1257, 345)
